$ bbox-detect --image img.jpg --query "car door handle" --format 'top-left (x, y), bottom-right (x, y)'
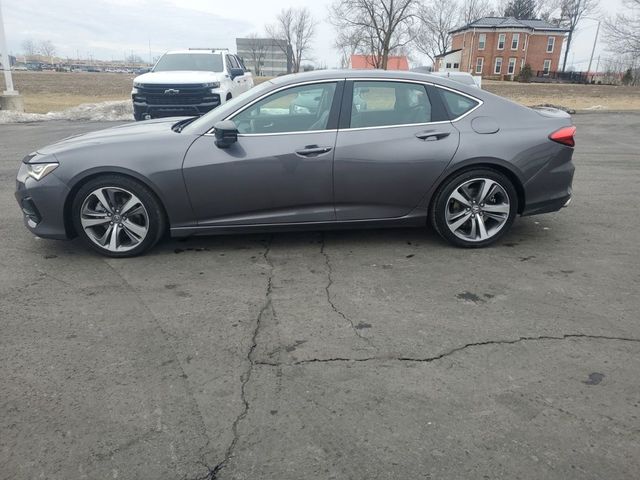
top-left (415, 131), bottom-right (451, 141)
top-left (295, 146), bottom-right (333, 157)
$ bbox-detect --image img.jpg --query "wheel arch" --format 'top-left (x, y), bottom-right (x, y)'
top-left (63, 167), bottom-right (169, 238)
top-left (428, 159), bottom-right (526, 215)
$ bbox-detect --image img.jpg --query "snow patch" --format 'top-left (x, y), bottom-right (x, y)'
top-left (584, 105), bottom-right (607, 111)
top-left (0, 100), bottom-right (133, 124)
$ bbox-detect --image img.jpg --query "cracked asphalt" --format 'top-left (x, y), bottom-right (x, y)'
top-left (1, 113), bottom-right (639, 480)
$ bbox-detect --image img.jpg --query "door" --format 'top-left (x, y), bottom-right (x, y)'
top-left (226, 55), bottom-right (244, 97)
top-left (183, 81), bottom-right (342, 226)
top-left (333, 80), bottom-right (460, 220)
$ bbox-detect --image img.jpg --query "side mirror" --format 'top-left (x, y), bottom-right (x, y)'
top-left (229, 67), bottom-right (244, 79)
top-left (213, 120), bottom-right (238, 149)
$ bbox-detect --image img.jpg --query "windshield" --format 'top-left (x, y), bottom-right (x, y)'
top-left (182, 81), bottom-right (275, 134)
top-left (153, 53), bottom-right (223, 72)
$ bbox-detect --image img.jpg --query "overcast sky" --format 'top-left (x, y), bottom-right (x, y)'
top-left (1, 0), bottom-right (630, 70)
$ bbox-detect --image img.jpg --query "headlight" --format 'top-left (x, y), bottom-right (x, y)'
top-left (204, 82), bottom-right (220, 90)
top-left (133, 81), bottom-right (142, 88)
top-left (131, 87), bottom-right (139, 95)
top-left (26, 163), bottom-right (59, 181)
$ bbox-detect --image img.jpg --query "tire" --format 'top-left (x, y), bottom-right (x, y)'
top-left (71, 175), bottom-right (166, 257)
top-left (430, 168), bottom-right (518, 248)
top-left (226, 93), bottom-right (232, 102)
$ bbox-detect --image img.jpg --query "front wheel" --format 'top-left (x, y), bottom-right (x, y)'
top-left (72, 175), bottom-right (166, 257)
top-left (430, 168), bottom-right (518, 248)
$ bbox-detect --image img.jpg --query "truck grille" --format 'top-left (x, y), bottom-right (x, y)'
top-left (135, 84), bottom-right (220, 106)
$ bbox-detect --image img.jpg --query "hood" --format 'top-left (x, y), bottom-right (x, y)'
top-left (134, 70), bottom-right (224, 85)
top-left (36, 118), bottom-right (187, 156)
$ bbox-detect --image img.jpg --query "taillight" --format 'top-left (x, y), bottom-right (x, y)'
top-left (549, 125), bottom-right (576, 147)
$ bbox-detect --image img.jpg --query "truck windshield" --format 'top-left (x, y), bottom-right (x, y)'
top-left (153, 53), bottom-right (224, 72)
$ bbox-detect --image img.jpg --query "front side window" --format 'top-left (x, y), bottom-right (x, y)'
top-left (508, 58), bottom-right (516, 74)
top-left (511, 33), bottom-right (520, 50)
top-left (350, 81), bottom-right (432, 128)
top-left (543, 59), bottom-right (551, 75)
top-left (498, 33), bottom-right (506, 50)
top-left (232, 82), bottom-right (337, 134)
top-left (439, 89), bottom-right (479, 119)
top-left (494, 57), bottom-right (503, 74)
top-left (547, 36), bottom-right (555, 53)
top-left (478, 34), bottom-right (486, 50)
top-left (476, 57), bottom-right (484, 74)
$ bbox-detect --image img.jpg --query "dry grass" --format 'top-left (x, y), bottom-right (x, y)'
top-left (482, 80), bottom-right (640, 110)
top-left (2, 71), bottom-right (640, 113)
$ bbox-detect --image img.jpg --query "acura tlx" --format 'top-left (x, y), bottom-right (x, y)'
top-left (15, 70), bottom-right (575, 257)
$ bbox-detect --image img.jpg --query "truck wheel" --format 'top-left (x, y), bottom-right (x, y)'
top-left (226, 93), bottom-right (232, 102)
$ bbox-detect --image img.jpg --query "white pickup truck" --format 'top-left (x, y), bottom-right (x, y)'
top-left (131, 48), bottom-right (254, 121)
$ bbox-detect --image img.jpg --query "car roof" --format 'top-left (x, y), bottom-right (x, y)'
top-left (165, 49), bottom-right (229, 55)
top-left (269, 69), bottom-right (482, 96)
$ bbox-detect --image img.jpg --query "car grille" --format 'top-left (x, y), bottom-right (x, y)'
top-left (135, 84), bottom-right (220, 107)
top-left (144, 95), bottom-right (206, 105)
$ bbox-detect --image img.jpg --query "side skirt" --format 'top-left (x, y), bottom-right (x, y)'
top-left (169, 209), bottom-right (428, 238)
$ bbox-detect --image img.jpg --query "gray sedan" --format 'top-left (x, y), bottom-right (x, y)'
top-left (15, 70), bottom-right (575, 257)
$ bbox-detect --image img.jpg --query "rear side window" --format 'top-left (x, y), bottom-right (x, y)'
top-left (438, 89), bottom-right (479, 119)
top-left (350, 81), bottom-right (431, 128)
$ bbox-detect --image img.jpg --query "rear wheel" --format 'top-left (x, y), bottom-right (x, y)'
top-left (72, 175), bottom-right (165, 257)
top-left (431, 168), bottom-right (517, 248)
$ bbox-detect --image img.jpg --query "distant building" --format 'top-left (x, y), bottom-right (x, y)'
top-left (350, 55), bottom-right (409, 71)
top-left (436, 17), bottom-right (569, 79)
top-left (236, 38), bottom-right (291, 76)
top-left (434, 49), bottom-right (462, 72)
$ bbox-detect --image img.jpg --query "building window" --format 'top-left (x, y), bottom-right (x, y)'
top-left (478, 34), bottom-right (486, 50)
top-left (494, 57), bottom-right (503, 74)
top-left (453, 62), bottom-right (459, 69)
top-left (498, 33), bottom-right (506, 50)
top-left (475, 57), bottom-right (484, 74)
top-left (547, 36), bottom-right (555, 53)
top-left (511, 33), bottom-right (520, 50)
top-left (543, 59), bottom-right (551, 75)
top-left (446, 62), bottom-right (452, 69)
top-left (508, 58), bottom-right (516, 74)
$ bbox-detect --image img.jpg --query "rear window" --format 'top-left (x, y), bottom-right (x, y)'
top-left (350, 81), bottom-right (432, 128)
top-left (439, 89), bottom-right (479, 119)
top-left (153, 53), bottom-right (224, 72)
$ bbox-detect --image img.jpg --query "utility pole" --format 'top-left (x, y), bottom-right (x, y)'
top-left (586, 20), bottom-right (600, 82)
top-left (0, 0), bottom-right (24, 111)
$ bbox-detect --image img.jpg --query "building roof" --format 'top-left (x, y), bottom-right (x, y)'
top-left (350, 55), bottom-right (409, 71)
top-left (450, 16), bottom-right (569, 34)
top-left (434, 48), bottom-right (462, 59)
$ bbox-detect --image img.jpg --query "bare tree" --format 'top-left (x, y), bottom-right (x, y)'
top-left (603, 0), bottom-right (640, 59)
top-left (266, 7), bottom-right (316, 73)
top-left (244, 33), bottom-right (268, 76)
top-left (37, 40), bottom-right (56, 63)
top-left (335, 28), bottom-right (366, 68)
top-left (557, 0), bottom-right (599, 71)
top-left (413, 0), bottom-right (460, 64)
top-left (459, 0), bottom-right (494, 24)
top-left (22, 39), bottom-right (37, 57)
top-left (330, 0), bottom-right (419, 69)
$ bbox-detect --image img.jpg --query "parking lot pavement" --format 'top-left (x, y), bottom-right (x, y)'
top-left (1, 114), bottom-right (639, 480)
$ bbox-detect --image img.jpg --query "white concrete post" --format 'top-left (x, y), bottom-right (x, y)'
top-left (0, 0), bottom-right (16, 94)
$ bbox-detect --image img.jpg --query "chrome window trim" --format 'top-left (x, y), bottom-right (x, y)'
top-left (203, 76), bottom-right (483, 136)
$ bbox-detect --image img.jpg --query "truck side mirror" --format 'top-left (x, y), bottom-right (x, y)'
top-left (213, 120), bottom-right (238, 149)
top-left (229, 68), bottom-right (244, 79)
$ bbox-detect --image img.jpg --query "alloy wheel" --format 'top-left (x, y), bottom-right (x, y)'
top-left (445, 177), bottom-right (511, 242)
top-left (80, 187), bottom-right (149, 253)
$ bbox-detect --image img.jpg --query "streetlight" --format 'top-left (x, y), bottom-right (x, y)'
top-left (0, 0), bottom-right (24, 111)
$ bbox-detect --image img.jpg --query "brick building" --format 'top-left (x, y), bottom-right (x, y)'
top-left (435, 17), bottom-right (568, 79)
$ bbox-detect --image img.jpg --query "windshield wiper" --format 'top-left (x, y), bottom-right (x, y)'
top-left (172, 117), bottom-right (198, 133)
